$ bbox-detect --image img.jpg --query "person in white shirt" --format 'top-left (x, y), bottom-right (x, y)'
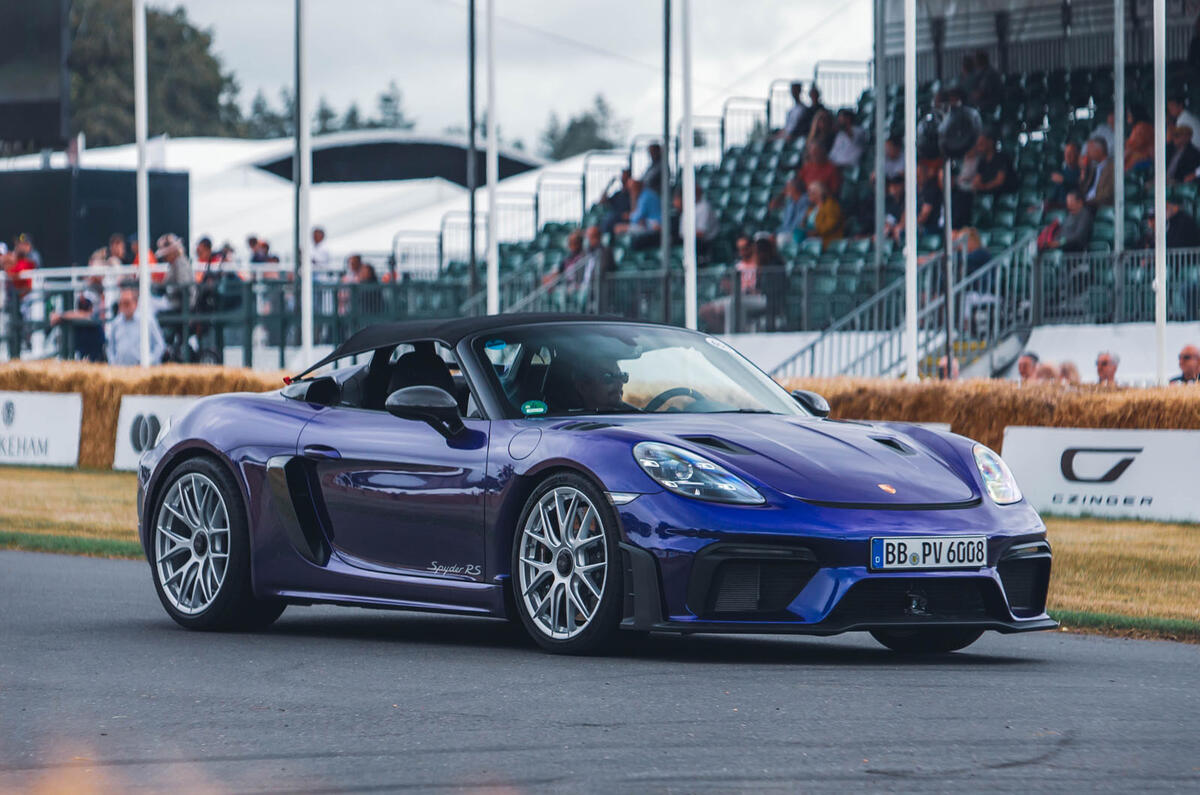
top-left (106, 288), bottom-right (165, 366)
top-left (829, 109), bottom-right (867, 168)
top-left (777, 82), bottom-right (812, 142)
top-left (311, 226), bottom-right (331, 271)
top-left (1090, 110), bottom-right (1117, 158)
top-left (1168, 95), bottom-right (1200, 149)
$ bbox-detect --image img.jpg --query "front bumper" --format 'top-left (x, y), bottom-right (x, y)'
top-left (615, 490), bottom-right (1057, 636)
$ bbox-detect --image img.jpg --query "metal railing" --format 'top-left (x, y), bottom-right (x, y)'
top-left (812, 60), bottom-right (873, 109)
top-left (771, 234), bottom-right (1039, 379)
top-left (720, 97), bottom-right (769, 153)
top-left (1037, 246), bottom-right (1200, 326)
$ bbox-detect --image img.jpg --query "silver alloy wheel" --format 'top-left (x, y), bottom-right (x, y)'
top-left (154, 472), bottom-right (230, 615)
top-left (517, 486), bottom-right (608, 640)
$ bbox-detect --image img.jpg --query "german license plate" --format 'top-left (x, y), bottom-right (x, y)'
top-left (870, 536), bottom-right (987, 570)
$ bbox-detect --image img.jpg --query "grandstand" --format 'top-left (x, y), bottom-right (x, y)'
top-left (2, 1), bottom-right (1197, 383)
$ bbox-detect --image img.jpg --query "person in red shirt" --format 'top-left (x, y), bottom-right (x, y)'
top-left (797, 141), bottom-right (842, 196)
top-left (4, 236), bottom-right (37, 299)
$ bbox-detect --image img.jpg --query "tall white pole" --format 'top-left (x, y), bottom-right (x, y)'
top-left (1113, 0), bottom-right (1125, 277)
top-left (1153, 0), bottom-right (1166, 385)
top-left (680, 0), bottom-right (697, 330)
top-left (133, 0), bottom-right (150, 367)
top-left (297, 0), bottom-right (313, 363)
top-left (903, 0), bottom-right (918, 380)
top-left (485, 0), bottom-right (499, 315)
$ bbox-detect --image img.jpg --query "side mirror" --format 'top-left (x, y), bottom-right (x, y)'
top-left (385, 386), bottom-right (465, 438)
top-left (791, 389), bottom-right (830, 418)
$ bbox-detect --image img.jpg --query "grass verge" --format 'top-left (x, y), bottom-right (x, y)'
top-left (0, 530), bottom-right (142, 559)
top-left (1050, 610), bottom-right (1200, 644)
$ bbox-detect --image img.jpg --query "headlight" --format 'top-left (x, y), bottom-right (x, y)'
top-left (633, 442), bottom-right (764, 505)
top-left (973, 444), bottom-right (1022, 504)
top-left (154, 416), bottom-right (174, 448)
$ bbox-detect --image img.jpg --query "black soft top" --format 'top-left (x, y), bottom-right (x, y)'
top-left (295, 312), bottom-right (645, 378)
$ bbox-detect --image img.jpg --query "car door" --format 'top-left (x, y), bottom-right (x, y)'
top-left (295, 391), bottom-right (489, 582)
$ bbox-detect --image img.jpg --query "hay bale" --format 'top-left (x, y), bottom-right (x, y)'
top-left (782, 377), bottom-right (1200, 450)
top-left (0, 362), bottom-right (281, 469)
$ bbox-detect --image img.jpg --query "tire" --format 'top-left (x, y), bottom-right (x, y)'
top-left (510, 473), bottom-right (623, 654)
top-left (149, 456), bottom-right (285, 631)
top-left (870, 627), bottom-right (985, 654)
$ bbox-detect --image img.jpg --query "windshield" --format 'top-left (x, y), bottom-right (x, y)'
top-left (472, 323), bottom-right (806, 418)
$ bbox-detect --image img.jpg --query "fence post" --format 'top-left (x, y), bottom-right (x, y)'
top-left (1113, 250), bottom-right (1125, 323)
top-left (242, 282), bottom-right (254, 368)
top-left (1031, 253), bottom-right (1044, 327)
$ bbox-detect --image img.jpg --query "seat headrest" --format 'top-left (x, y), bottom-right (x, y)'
top-left (387, 350), bottom-right (455, 396)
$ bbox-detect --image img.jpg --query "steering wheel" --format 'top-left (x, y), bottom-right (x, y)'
top-left (643, 387), bottom-right (705, 413)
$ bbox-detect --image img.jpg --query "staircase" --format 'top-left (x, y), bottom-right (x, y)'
top-left (770, 234), bottom-right (1037, 380)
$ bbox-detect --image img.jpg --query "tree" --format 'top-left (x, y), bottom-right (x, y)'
top-left (539, 94), bottom-right (626, 160)
top-left (374, 80), bottom-right (415, 131)
top-left (69, 0), bottom-right (244, 146)
top-left (341, 102), bottom-right (364, 131)
top-left (315, 96), bottom-right (338, 134)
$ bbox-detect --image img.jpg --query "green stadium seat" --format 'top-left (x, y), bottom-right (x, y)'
top-left (800, 237), bottom-right (823, 257)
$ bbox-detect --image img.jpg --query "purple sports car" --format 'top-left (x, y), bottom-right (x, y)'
top-left (137, 314), bottom-right (1054, 654)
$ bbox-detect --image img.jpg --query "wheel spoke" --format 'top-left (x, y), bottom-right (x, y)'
top-left (574, 570), bottom-right (602, 601)
top-left (158, 523), bottom-right (190, 547)
top-left (521, 567), bottom-right (552, 598)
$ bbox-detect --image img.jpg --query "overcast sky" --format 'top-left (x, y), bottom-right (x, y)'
top-left (170, 0), bottom-right (871, 153)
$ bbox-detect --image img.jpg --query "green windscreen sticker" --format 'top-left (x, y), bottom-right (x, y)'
top-left (521, 400), bottom-right (548, 416)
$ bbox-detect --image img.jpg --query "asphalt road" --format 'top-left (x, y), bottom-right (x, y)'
top-left (1, 550), bottom-right (1198, 793)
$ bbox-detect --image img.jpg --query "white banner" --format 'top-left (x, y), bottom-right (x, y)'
top-left (0, 391), bottom-right (83, 467)
top-left (1002, 427), bottom-right (1200, 522)
top-left (113, 396), bottom-right (199, 471)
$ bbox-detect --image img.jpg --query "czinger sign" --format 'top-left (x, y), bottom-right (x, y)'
top-left (112, 395), bottom-right (198, 471)
top-left (1002, 427), bottom-right (1200, 522)
top-left (0, 390), bottom-right (82, 467)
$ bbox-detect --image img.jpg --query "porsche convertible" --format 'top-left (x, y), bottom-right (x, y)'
top-left (137, 314), bottom-right (1054, 654)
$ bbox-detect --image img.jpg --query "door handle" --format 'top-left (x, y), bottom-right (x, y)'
top-left (302, 444), bottom-right (341, 460)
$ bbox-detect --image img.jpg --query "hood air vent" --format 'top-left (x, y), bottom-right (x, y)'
top-left (681, 435), bottom-right (752, 455)
top-left (871, 436), bottom-right (916, 455)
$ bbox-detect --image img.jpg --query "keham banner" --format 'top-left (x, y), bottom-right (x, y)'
top-left (1002, 427), bottom-right (1200, 522)
top-left (0, 391), bottom-right (83, 467)
top-left (113, 395), bottom-right (199, 471)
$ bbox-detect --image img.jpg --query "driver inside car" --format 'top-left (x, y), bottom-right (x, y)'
top-left (571, 355), bottom-right (630, 411)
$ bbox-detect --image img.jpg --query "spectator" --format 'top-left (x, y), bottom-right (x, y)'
top-left (1059, 361), bottom-right (1081, 386)
top-left (106, 233), bottom-right (126, 266)
top-left (5, 237), bottom-right (37, 299)
top-left (955, 227), bottom-right (992, 274)
top-left (806, 109), bottom-right (835, 156)
top-left (969, 132), bottom-right (1013, 195)
top-left (127, 236), bottom-right (158, 272)
top-left (883, 177), bottom-right (905, 243)
top-left (937, 355), bottom-right (960, 380)
top-left (775, 178), bottom-right (810, 248)
top-left (777, 81), bottom-right (813, 142)
top-left (955, 137), bottom-right (982, 192)
top-left (312, 226), bottom-right (331, 271)
top-left (555, 229), bottom-right (586, 283)
top-left (50, 263), bottom-right (107, 363)
top-left (105, 288), bottom-right (165, 366)
top-left (1081, 137), bottom-right (1115, 208)
top-left (578, 225), bottom-right (614, 302)
top-left (1088, 110), bottom-right (1117, 158)
top-left (805, 85), bottom-right (826, 126)
top-left (829, 109), bottom-right (866, 168)
top-left (1171, 344), bottom-right (1200, 384)
top-left (1048, 141), bottom-right (1082, 206)
top-left (1096, 351), bottom-right (1119, 386)
top-left (1168, 95), bottom-right (1200, 149)
top-left (798, 140), bottom-right (841, 196)
top-left (1035, 361), bottom-right (1060, 382)
top-left (1017, 351), bottom-right (1039, 383)
top-left (13, 232), bottom-right (40, 268)
top-left (1124, 104), bottom-right (1154, 172)
top-left (693, 186), bottom-right (718, 244)
top-left (246, 235), bottom-right (260, 260)
top-left (1147, 203), bottom-right (1200, 249)
top-left (733, 235), bottom-right (753, 272)
top-left (640, 143), bottom-right (664, 191)
top-left (154, 234), bottom-right (193, 310)
top-left (803, 181), bottom-right (844, 245)
top-left (613, 180), bottom-right (662, 249)
top-left (600, 169), bottom-right (633, 234)
top-left (878, 136), bottom-right (904, 181)
top-left (1166, 125), bottom-right (1200, 184)
top-left (195, 237), bottom-right (220, 267)
top-left (970, 50), bottom-right (1002, 111)
top-left (1047, 190), bottom-right (1093, 253)
top-left (356, 263), bottom-right (383, 315)
top-left (344, 253), bottom-right (364, 283)
top-left (917, 160), bottom-right (972, 234)
top-left (957, 53), bottom-right (977, 96)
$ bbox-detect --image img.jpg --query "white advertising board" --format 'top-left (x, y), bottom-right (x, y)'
top-left (1002, 427), bottom-right (1200, 522)
top-left (0, 391), bottom-right (83, 467)
top-left (112, 396), bottom-right (199, 471)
